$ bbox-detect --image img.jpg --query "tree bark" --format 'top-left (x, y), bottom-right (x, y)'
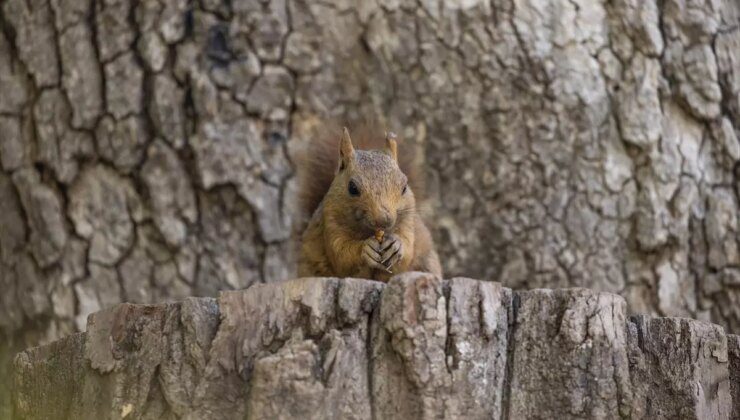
top-left (0, 0), bottom-right (739, 416)
top-left (12, 274), bottom-right (740, 419)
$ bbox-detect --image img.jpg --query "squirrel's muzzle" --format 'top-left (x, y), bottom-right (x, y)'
top-left (372, 208), bottom-right (395, 231)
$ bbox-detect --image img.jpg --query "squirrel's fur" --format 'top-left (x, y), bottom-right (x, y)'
top-left (295, 124), bottom-right (441, 282)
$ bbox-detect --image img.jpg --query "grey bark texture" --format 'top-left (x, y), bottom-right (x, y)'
top-left (12, 274), bottom-right (740, 419)
top-left (0, 0), bottom-right (739, 416)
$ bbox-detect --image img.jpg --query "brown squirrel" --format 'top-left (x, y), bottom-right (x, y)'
top-left (295, 126), bottom-right (442, 282)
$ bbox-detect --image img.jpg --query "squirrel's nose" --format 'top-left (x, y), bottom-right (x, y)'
top-left (374, 208), bottom-right (395, 230)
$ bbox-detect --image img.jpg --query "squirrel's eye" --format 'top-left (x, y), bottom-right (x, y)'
top-left (348, 180), bottom-right (360, 197)
top-left (402, 184), bottom-right (408, 195)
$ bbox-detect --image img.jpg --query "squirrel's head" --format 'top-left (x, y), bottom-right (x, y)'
top-left (325, 127), bottom-right (415, 239)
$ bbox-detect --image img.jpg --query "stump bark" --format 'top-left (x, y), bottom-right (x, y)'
top-left (13, 274), bottom-right (740, 419)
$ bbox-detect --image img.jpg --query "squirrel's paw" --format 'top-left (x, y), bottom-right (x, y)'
top-left (362, 237), bottom-right (391, 273)
top-left (380, 234), bottom-right (403, 270)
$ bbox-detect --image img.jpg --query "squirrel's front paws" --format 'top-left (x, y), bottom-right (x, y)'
top-left (380, 234), bottom-right (403, 270)
top-left (362, 237), bottom-right (389, 273)
top-left (362, 234), bottom-right (403, 273)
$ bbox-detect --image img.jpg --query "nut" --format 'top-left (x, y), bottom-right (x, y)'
top-left (375, 230), bottom-right (385, 243)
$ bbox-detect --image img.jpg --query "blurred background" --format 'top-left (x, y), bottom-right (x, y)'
top-left (0, 0), bottom-right (738, 415)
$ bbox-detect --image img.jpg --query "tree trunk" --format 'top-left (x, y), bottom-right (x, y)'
top-left (12, 274), bottom-right (740, 419)
top-left (0, 0), bottom-right (738, 416)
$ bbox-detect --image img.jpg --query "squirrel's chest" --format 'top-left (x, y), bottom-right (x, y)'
top-left (338, 265), bottom-right (392, 282)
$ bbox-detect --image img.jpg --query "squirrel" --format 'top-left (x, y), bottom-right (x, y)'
top-left (295, 125), bottom-right (442, 282)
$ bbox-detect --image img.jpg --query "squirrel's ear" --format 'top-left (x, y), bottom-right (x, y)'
top-left (385, 131), bottom-right (398, 163)
top-left (339, 127), bottom-right (355, 170)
